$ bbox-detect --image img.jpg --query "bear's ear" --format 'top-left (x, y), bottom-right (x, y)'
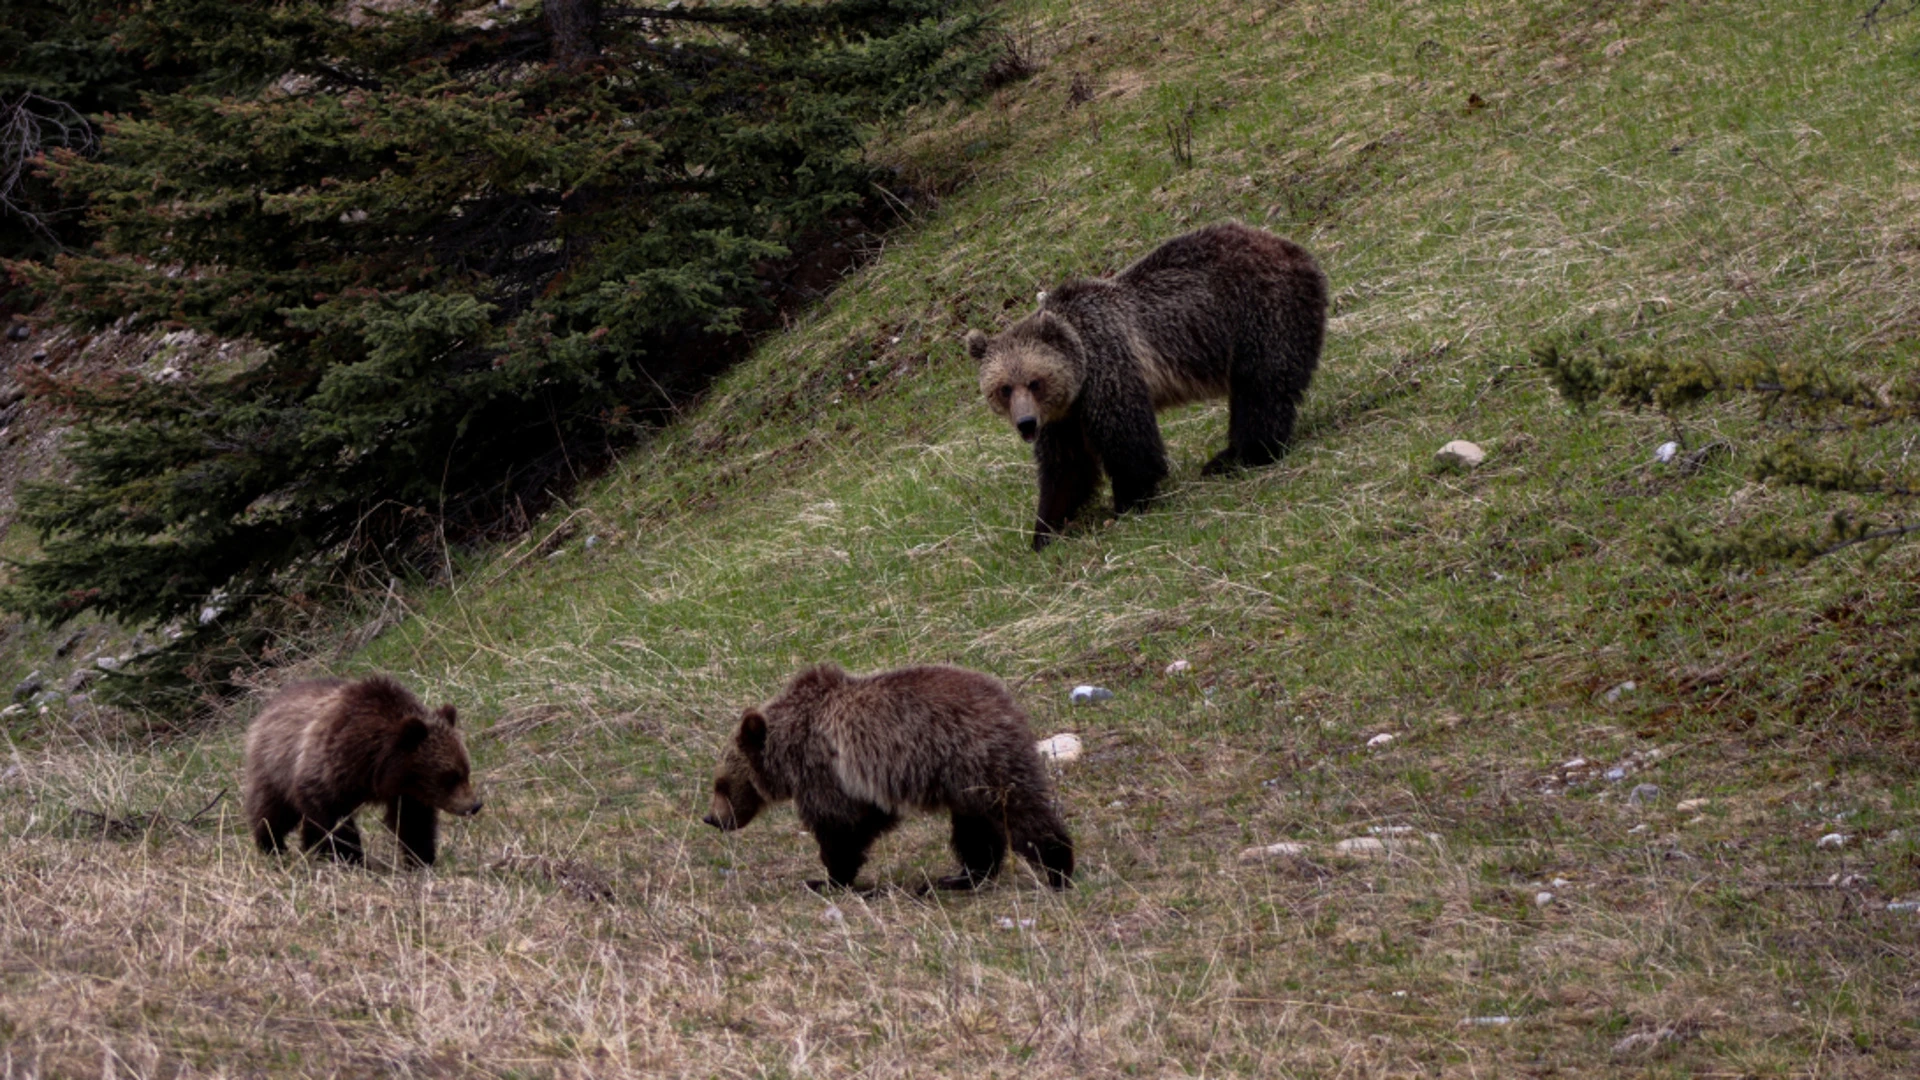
top-left (736, 708), bottom-right (768, 755)
top-left (398, 717), bottom-right (430, 751)
top-left (1032, 311), bottom-right (1076, 354)
top-left (964, 329), bottom-right (989, 363)
top-left (436, 704), bottom-right (457, 728)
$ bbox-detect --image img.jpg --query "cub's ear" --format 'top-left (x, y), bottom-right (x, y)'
top-left (736, 709), bottom-right (768, 755)
top-left (964, 329), bottom-right (990, 362)
top-left (398, 717), bottom-right (430, 751)
top-left (436, 704), bottom-right (457, 727)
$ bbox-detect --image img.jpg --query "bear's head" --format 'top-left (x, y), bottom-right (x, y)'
top-left (966, 311), bottom-right (1084, 443)
top-left (383, 704), bottom-right (484, 817)
top-left (704, 710), bottom-right (774, 831)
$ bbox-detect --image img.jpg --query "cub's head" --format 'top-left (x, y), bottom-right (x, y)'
top-left (704, 710), bottom-right (771, 831)
top-left (965, 311), bottom-right (1084, 443)
top-left (388, 704), bottom-right (484, 817)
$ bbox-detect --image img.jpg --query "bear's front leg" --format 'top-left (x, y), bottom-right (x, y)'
top-left (805, 805), bottom-right (899, 891)
top-left (1086, 386), bottom-right (1168, 516)
top-left (1032, 423), bottom-right (1100, 551)
top-left (386, 795), bottom-right (440, 867)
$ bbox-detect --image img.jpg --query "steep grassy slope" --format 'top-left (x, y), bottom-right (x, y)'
top-left (6, 0), bottom-right (1920, 1075)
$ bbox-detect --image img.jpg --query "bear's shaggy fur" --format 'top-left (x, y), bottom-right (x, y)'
top-left (704, 663), bottom-right (1074, 891)
top-left (966, 222), bottom-right (1327, 550)
top-left (243, 675), bottom-right (482, 866)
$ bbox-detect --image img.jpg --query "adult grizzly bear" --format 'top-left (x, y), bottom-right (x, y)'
top-left (703, 663), bottom-right (1074, 891)
top-left (966, 222), bottom-right (1327, 550)
top-left (243, 675), bottom-right (483, 867)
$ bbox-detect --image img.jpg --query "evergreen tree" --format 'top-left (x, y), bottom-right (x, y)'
top-left (2, 0), bottom-right (993, 710)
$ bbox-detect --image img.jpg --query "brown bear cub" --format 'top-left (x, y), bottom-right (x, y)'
top-left (704, 663), bottom-right (1074, 891)
top-left (243, 675), bottom-right (482, 867)
top-left (966, 222), bottom-right (1328, 550)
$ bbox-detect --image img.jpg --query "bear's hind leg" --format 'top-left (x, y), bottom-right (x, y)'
top-left (302, 814), bottom-right (365, 864)
top-left (935, 813), bottom-right (1008, 890)
top-left (807, 805), bottom-right (900, 891)
top-left (386, 795), bottom-right (439, 867)
top-left (248, 789), bottom-right (300, 855)
top-left (1208, 339), bottom-right (1314, 475)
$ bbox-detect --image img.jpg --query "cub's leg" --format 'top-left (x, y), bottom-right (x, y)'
top-left (806, 805), bottom-right (900, 891)
top-left (302, 814), bottom-right (365, 864)
top-left (935, 813), bottom-right (1008, 889)
top-left (386, 795), bottom-right (440, 867)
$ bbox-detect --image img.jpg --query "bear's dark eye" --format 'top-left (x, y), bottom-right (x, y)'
top-left (1027, 380), bottom-right (1041, 392)
top-left (998, 385), bottom-right (1012, 398)
top-left (442, 770), bottom-right (462, 787)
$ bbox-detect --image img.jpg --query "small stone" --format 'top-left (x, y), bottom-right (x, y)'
top-left (1627, 823), bottom-right (1649, 834)
top-left (1674, 797), bottom-right (1708, 812)
top-left (1886, 901), bottom-right (1920, 913)
top-left (1603, 680), bottom-right (1637, 703)
top-left (1654, 441), bottom-right (1680, 464)
top-left (64, 668), bottom-right (101, 693)
top-left (1561, 757), bottom-right (1588, 771)
top-left (819, 905), bottom-right (845, 926)
top-left (1069, 685), bottom-right (1113, 704)
top-left (1604, 767), bottom-right (1628, 782)
top-left (1368, 825), bottom-right (1416, 836)
top-left (1551, 877), bottom-right (1570, 888)
top-left (1334, 837), bottom-right (1389, 857)
top-left (994, 916), bottom-right (1034, 930)
top-left (1628, 783), bottom-right (1661, 807)
top-left (1534, 891), bottom-right (1555, 907)
top-left (1164, 659), bottom-right (1191, 676)
top-left (583, 534), bottom-right (600, 550)
top-left (1366, 732), bottom-right (1396, 749)
top-left (11, 673), bottom-right (43, 702)
top-left (94, 655), bottom-right (121, 672)
top-left (1817, 833), bottom-right (1849, 850)
top-left (5, 323), bottom-right (28, 341)
top-left (1612, 1028), bottom-right (1675, 1056)
top-left (1435, 440), bottom-right (1486, 468)
top-left (1108, 799), bottom-right (1123, 809)
top-left (1239, 841), bottom-right (1310, 863)
top-left (1035, 733), bottom-right (1083, 763)
top-left (1461, 1015), bottom-right (1514, 1027)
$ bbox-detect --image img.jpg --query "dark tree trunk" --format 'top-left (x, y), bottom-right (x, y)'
top-left (546, 0), bottom-right (600, 69)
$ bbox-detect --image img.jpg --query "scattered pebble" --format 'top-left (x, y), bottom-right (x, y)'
top-left (1435, 440), bottom-right (1486, 468)
top-left (1654, 441), bottom-right (1680, 464)
top-left (1239, 841), bottom-right (1311, 862)
top-left (1551, 877), bottom-right (1570, 888)
top-left (1334, 837), bottom-right (1389, 858)
top-left (1108, 799), bottom-right (1124, 809)
top-left (1461, 1015), bottom-right (1514, 1027)
top-left (1534, 891), bottom-right (1555, 907)
top-left (1368, 825), bottom-right (1416, 836)
top-left (1366, 732), bottom-right (1396, 749)
top-left (1604, 767), bottom-right (1628, 782)
top-left (583, 534), bottom-right (600, 550)
top-left (1683, 815), bottom-right (1706, 827)
top-left (819, 905), bottom-right (845, 926)
top-left (1164, 659), bottom-right (1191, 676)
top-left (994, 916), bottom-right (1035, 931)
top-left (1816, 833), bottom-right (1849, 850)
top-left (1628, 783), bottom-right (1661, 807)
top-left (11, 673), bottom-right (43, 703)
top-left (1675, 797), bottom-right (1709, 812)
top-left (1035, 733), bottom-right (1082, 763)
top-left (1830, 873), bottom-right (1867, 889)
top-left (1628, 823), bottom-right (1649, 835)
top-left (1603, 680), bottom-right (1637, 703)
top-left (1561, 757), bottom-right (1588, 771)
top-left (1069, 685), bottom-right (1113, 704)
top-left (1613, 1027), bottom-right (1677, 1056)
top-left (1886, 901), bottom-right (1920, 914)
top-left (95, 655), bottom-right (121, 672)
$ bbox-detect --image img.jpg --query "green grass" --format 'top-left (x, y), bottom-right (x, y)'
top-left (6, 0), bottom-right (1920, 1074)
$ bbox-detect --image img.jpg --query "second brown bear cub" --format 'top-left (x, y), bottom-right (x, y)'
top-left (244, 675), bottom-right (482, 866)
top-left (705, 663), bottom-right (1073, 891)
top-left (967, 222), bottom-right (1328, 550)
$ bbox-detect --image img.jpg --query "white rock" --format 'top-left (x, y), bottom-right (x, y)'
top-left (1108, 800), bottom-right (1124, 809)
top-left (1435, 440), bottom-right (1486, 468)
top-left (1035, 733), bottom-right (1082, 763)
top-left (1613, 1028), bottom-right (1675, 1056)
top-left (1334, 837), bottom-right (1388, 857)
top-left (1603, 680), bottom-right (1637, 703)
top-left (1366, 732), bottom-right (1396, 749)
top-left (1069, 685), bottom-right (1113, 704)
top-left (1163, 659), bottom-right (1191, 676)
top-left (994, 916), bottom-right (1034, 930)
top-left (1534, 891), bottom-right (1555, 907)
top-left (1561, 757), bottom-right (1588, 771)
top-left (1654, 441), bottom-right (1680, 464)
top-left (1816, 833), bottom-right (1849, 850)
top-left (1886, 901), bottom-right (1920, 913)
top-left (1551, 877), bottom-right (1570, 888)
top-left (819, 905), bottom-right (845, 926)
top-left (1627, 823), bottom-right (1649, 835)
top-left (1604, 767), bottom-right (1628, 782)
top-left (1628, 783), bottom-right (1661, 806)
top-left (95, 655), bottom-right (121, 672)
top-left (1368, 825), bottom-right (1416, 836)
top-left (1675, 797), bottom-right (1709, 812)
top-left (1461, 1015), bottom-right (1514, 1026)
top-left (1239, 841), bottom-right (1310, 862)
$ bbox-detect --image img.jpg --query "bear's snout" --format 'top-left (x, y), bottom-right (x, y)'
top-left (458, 799), bottom-right (484, 817)
top-left (1016, 416), bottom-right (1038, 441)
top-left (702, 812), bottom-right (723, 829)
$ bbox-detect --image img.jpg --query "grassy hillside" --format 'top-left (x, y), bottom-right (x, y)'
top-left (7, 0), bottom-right (1920, 1074)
